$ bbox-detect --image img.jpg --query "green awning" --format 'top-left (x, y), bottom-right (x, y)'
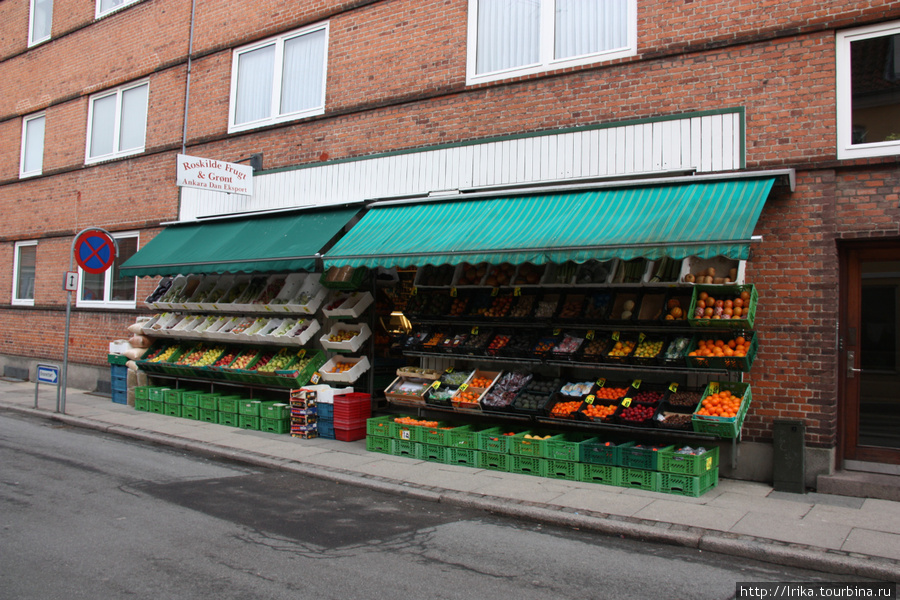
top-left (120, 207), bottom-right (360, 277)
top-left (323, 177), bottom-right (776, 268)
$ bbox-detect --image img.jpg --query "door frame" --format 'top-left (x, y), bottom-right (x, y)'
top-left (839, 238), bottom-right (900, 465)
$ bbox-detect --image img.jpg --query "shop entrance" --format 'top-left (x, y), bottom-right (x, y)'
top-left (841, 241), bottom-right (900, 465)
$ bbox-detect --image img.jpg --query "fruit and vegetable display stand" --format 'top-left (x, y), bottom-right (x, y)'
top-left (376, 257), bottom-right (759, 484)
top-left (132, 268), bottom-right (375, 439)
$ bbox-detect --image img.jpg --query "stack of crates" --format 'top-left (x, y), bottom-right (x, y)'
top-left (108, 354), bottom-right (128, 405)
top-left (290, 388), bottom-right (318, 438)
top-left (332, 393), bottom-right (371, 441)
top-left (317, 401), bottom-right (335, 439)
top-left (259, 401), bottom-right (291, 434)
top-left (216, 395), bottom-right (243, 427)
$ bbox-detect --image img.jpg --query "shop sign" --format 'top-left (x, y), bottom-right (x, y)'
top-left (176, 154), bottom-right (253, 196)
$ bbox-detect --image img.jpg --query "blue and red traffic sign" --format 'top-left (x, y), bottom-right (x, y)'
top-left (74, 229), bottom-right (117, 274)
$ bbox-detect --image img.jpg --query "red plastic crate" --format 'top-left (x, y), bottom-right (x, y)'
top-left (334, 426), bottom-right (366, 442)
top-left (333, 403), bottom-right (372, 420)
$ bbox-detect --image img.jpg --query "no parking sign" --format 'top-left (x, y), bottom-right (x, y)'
top-left (74, 229), bottom-right (117, 274)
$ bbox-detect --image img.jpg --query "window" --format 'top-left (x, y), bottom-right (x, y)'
top-left (29, 0), bottom-right (53, 46)
top-left (20, 113), bottom-right (45, 178)
top-left (228, 23), bottom-right (329, 133)
top-left (85, 80), bottom-right (149, 164)
top-left (13, 241), bottom-right (37, 306)
top-left (96, 0), bottom-right (139, 19)
top-left (77, 234), bottom-right (138, 308)
top-left (836, 22), bottom-right (900, 159)
top-left (466, 0), bottom-right (637, 85)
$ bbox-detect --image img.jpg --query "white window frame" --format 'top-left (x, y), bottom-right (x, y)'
top-left (227, 22), bottom-right (329, 134)
top-left (12, 241), bottom-right (38, 307)
top-left (28, 0), bottom-right (53, 47)
top-left (95, 0), bottom-right (139, 20)
top-left (836, 21), bottom-right (900, 160)
top-left (20, 113), bottom-right (46, 179)
top-left (466, 0), bottom-right (638, 86)
top-left (76, 232), bottom-right (139, 309)
top-left (85, 80), bottom-right (149, 165)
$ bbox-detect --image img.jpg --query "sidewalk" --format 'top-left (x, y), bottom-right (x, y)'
top-left (2, 379), bottom-right (898, 582)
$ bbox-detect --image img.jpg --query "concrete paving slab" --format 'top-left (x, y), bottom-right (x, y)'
top-left (632, 498), bottom-right (748, 531)
top-left (803, 504), bottom-right (900, 536)
top-left (548, 487), bottom-right (660, 518)
top-left (708, 491), bottom-right (813, 518)
top-left (469, 476), bottom-right (568, 505)
top-left (301, 449), bottom-right (393, 471)
top-left (729, 512), bottom-right (852, 550)
top-left (842, 528), bottom-right (900, 561)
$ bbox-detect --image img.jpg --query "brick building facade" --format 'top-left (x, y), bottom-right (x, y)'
top-left (2, 0), bottom-right (899, 486)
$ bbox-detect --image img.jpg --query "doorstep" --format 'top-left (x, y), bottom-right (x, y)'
top-left (817, 470), bottom-right (900, 502)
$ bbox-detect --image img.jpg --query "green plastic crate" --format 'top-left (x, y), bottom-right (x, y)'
top-left (259, 417), bottom-right (290, 434)
top-left (618, 444), bottom-right (674, 470)
top-left (134, 397), bottom-right (150, 411)
top-left (688, 284), bottom-right (758, 330)
top-left (448, 425), bottom-right (502, 449)
top-left (217, 412), bottom-right (239, 427)
top-left (657, 446), bottom-right (720, 476)
top-left (148, 387), bottom-right (169, 401)
top-left (692, 381), bottom-right (752, 439)
top-left (366, 415), bottom-right (395, 438)
top-left (475, 450), bottom-right (510, 472)
top-left (365, 435), bottom-right (392, 454)
top-left (148, 400), bottom-right (164, 413)
top-left (164, 404), bottom-right (182, 417)
top-left (199, 408), bottom-right (218, 423)
top-left (416, 443), bottom-right (448, 463)
top-left (418, 422), bottom-right (459, 446)
top-left (447, 447), bottom-right (477, 467)
top-left (390, 438), bottom-right (417, 458)
top-left (198, 393), bottom-right (221, 410)
top-left (577, 463), bottom-right (622, 486)
top-left (510, 432), bottom-right (563, 458)
top-left (182, 406), bottom-right (200, 420)
top-left (260, 402), bottom-right (290, 420)
top-left (108, 353), bottom-right (129, 366)
top-left (685, 331), bottom-right (758, 372)
top-left (580, 440), bottom-right (635, 466)
top-left (658, 469), bottom-right (719, 497)
top-left (620, 467), bottom-right (660, 491)
top-left (476, 427), bottom-right (527, 453)
top-left (238, 400), bottom-right (263, 416)
top-left (135, 386), bottom-right (152, 400)
top-left (544, 433), bottom-right (599, 462)
top-left (217, 395), bottom-right (243, 414)
top-left (239, 415), bottom-right (260, 430)
top-left (163, 389), bottom-right (184, 404)
top-left (182, 390), bottom-right (201, 407)
top-left (510, 455), bottom-right (547, 477)
top-left (545, 458), bottom-right (579, 481)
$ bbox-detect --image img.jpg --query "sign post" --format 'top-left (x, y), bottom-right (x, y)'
top-left (60, 228), bottom-right (118, 414)
top-left (35, 363), bottom-right (60, 409)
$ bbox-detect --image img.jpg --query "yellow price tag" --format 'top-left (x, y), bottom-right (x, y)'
top-left (430, 380), bottom-right (441, 390)
top-left (705, 457), bottom-right (713, 471)
top-left (632, 379), bottom-right (642, 389)
top-left (553, 328), bottom-right (561, 336)
top-left (638, 332), bottom-right (646, 343)
top-left (595, 378), bottom-right (606, 388)
top-left (491, 287), bottom-right (499, 297)
top-left (401, 428), bottom-right (411, 440)
top-left (411, 287), bottom-right (418, 295)
top-left (708, 382), bottom-right (719, 395)
top-left (585, 394), bottom-right (595, 405)
top-left (471, 326), bottom-right (479, 336)
top-left (611, 331), bottom-right (620, 341)
top-left (514, 287), bottom-right (522, 296)
top-left (621, 397), bottom-right (632, 408)
top-left (310, 372), bottom-right (321, 384)
top-left (586, 330), bottom-right (595, 340)
top-left (445, 367), bottom-right (454, 374)
top-left (459, 383), bottom-right (469, 392)
top-left (297, 349), bottom-right (306, 359)
top-left (668, 382), bottom-right (679, 393)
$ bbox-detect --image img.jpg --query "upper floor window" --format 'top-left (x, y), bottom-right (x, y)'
top-left (85, 80), bottom-right (148, 164)
top-left (13, 241), bottom-right (37, 306)
top-left (228, 23), bottom-right (329, 133)
top-left (96, 0), bottom-right (139, 19)
top-left (29, 0), bottom-right (53, 46)
top-left (20, 113), bottom-right (45, 178)
top-left (837, 22), bottom-right (900, 160)
top-left (466, 0), bottom-right (637, 85)
top-left (77, 233), bottom-right (138, 308)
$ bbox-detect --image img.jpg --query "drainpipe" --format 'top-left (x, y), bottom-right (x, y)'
top-left (181, 0), bottom-right (197, 156)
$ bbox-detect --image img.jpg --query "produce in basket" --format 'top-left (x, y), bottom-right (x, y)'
top-left (482, 371), bottom-right (532, 409)
top-left (692, 289), bottom-right (752, 320)
top-left (549, 400), bottom-right (582, 418)
top-left (582, 403), bottom-right (617, 420)
top-left (697, 390), bottom-right (742, 418)
top-left (669, 391), bottom-right (702, 408)
top-left (689, 336), bottom-right (750, 358)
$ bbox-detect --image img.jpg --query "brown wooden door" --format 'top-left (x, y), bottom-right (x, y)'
top-left (841, 242), bottom-right (900, 464)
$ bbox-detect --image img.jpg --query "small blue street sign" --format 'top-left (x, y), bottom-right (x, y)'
top-left (37, 364), bottom-right (60, 385)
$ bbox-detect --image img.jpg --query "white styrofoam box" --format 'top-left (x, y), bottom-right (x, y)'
top-left (199, 316), bottom-right (232, 339)
top-left (298, 384), bottom-right (355, 404)
top-left (182, 276), bottom-right (217, 311)
top-left (678, 256), bottom-right (745, 284)
top-left (253, 318), bottom-right (285, 342)
top-left (573, 259), bottom-right (617, 285)
top-left (248, 275), bottom-right (289, 310)
top-left (540, 261), bottom-right (579, 285)
top-left (171, 314), bottom-right (204, 334)
top-left (285, 319), bottom-right (321, 345)
top-left (319, 355), bottom-right (371, 384)
top-left (228, 275), bottom-right (272, 313)
top-left (641, 257), bottom-right (685, 285)
top-left (212, 274), bottom-right (252, 310)
top-left (609, 258), bottom-right (650, 285)
top-left (287, 274), bottom-right (329, 314)
top-left (172, 275), bottom-right (203, 309)
top-left (215, 316), bottom-right (254, 341)
top-left (197, 275), bottom-right (234, 310)
top-left (267, 273), bottom-right (308, 312)
top-left (147, 313), bottom-right (184, 336)
top-left (191, 315), bottom-right (222, 338)
top-left (321, 291), bottom-right (374, 319)
top-left (155, 275), bottom-right (188, 309)
top-left (319, 322), bottom-right (372, 353)
top-left (109, 339), bottom-right (132, 354)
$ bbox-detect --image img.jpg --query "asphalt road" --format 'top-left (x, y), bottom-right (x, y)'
top-left (0, 411), bottom-right (876, 599)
